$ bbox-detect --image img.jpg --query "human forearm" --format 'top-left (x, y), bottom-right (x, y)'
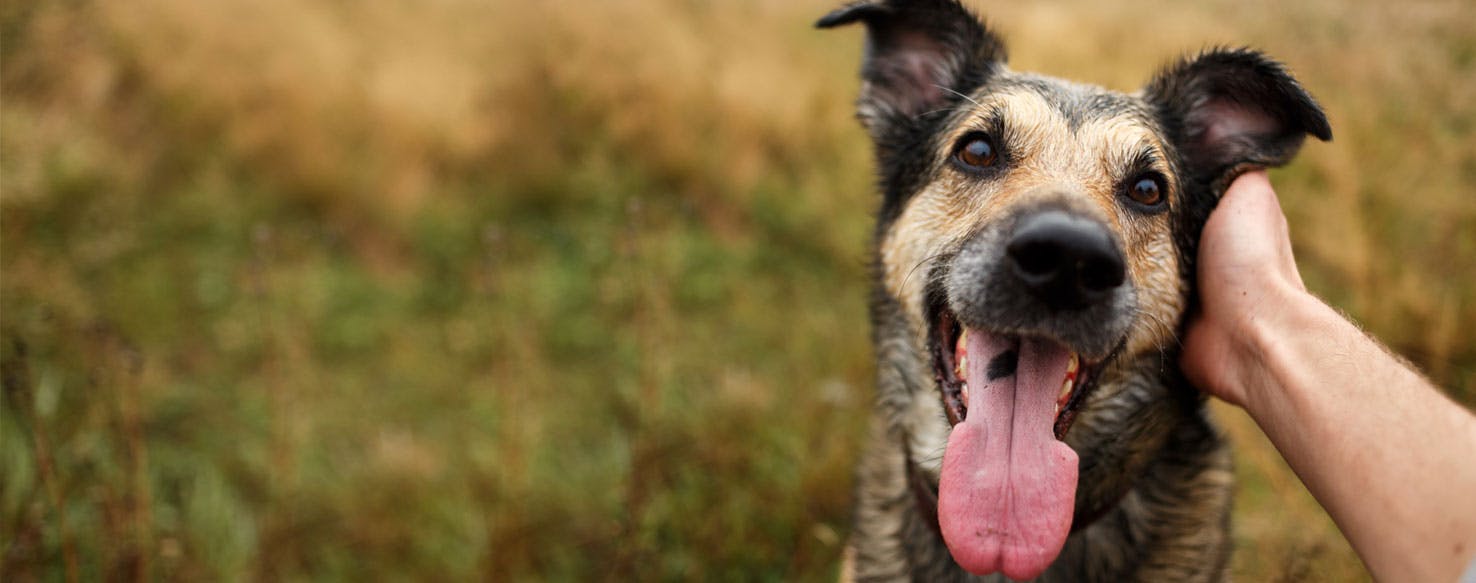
top-left (1182, 171), bottom-right (1476, 579)
top-left (1239, 290), bottom-right (1476, 581)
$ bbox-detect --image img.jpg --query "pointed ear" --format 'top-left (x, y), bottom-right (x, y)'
top-left (817, 0), bottom-right (1005, 139)
top-left (1144, 48), bottom-right (1331, 187)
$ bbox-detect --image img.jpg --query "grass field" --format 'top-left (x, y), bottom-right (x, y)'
top-left (2, 0), bottom-right (1472, 580)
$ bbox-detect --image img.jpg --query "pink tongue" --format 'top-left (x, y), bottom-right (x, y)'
top-left (938, 332), bottom-right (1078, 580)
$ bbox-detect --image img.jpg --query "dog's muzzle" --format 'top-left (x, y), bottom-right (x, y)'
top-left (928, 206), bottom-right (1136, 578)
top-left (944, 204), bottom-right (1135, 362)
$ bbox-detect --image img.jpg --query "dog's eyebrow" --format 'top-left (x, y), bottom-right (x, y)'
top-left (946, 100), bottom-right (1006, 133)
top-left (985, 108), bottom-right (1007, 140)
top-left (1124, 144), bottom-right (1165, 176)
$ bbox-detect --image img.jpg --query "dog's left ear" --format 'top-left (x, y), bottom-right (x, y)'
top-left (1144, 48), bottom-right (1331, 189)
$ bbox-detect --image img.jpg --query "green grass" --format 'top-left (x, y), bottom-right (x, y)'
top-left (2, 0), bottom-right (1472, 580)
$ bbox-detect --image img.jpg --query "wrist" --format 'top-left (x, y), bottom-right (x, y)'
top-left (1234, 284), bottom-right (1332, 415)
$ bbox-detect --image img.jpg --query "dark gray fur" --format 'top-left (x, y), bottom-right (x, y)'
top-left (820, 1), bottom-right (1330, 581)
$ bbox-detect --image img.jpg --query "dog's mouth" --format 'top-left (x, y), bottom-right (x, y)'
top-left (927, 304), bottom-right (1109, 441)
top-left (925, 292), bottom-right (1125, 579)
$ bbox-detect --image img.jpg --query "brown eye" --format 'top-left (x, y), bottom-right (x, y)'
top-left (953, 134), bottom-right (997, 169)
top-left (1127, 176), bottom-right (1164, 207)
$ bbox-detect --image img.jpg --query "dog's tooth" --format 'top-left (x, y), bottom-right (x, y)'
top-left (960, 383), bottom-right (970, 405)
top-left (955, 328), bottom-right (969, 380)
top-left (1067, 353), bottom-right (1079, 376)
top-left (1058, 377), bottom-right (1074, 404)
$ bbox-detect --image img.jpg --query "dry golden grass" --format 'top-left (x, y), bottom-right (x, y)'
top-left (2, 0), bottom-right (1472, 579)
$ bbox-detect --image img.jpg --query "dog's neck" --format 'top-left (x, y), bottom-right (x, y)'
top-left (901, 434), bottom-right (942, 536)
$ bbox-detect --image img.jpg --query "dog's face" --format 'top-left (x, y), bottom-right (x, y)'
top-left (821, 0), bottom-right (1328, 579)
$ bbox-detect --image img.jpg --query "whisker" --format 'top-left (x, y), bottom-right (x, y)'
top-left (1131, 306), bottom-right (1183, 373)
top-left (914, 85), bottom-right (983, 121)
top-left (899, 252), bottom-right (950, 298)
top-left (916, 106), bottom-right (958, 119)
top-left (934, 84), bottom-right (983, 108)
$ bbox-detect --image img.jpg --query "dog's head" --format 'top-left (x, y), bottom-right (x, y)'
top-left (820, 0), bottom-right (1329, 578)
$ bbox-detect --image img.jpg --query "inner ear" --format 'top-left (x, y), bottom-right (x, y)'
top-left (870, 29), bottom-right (955, 116)
top-left (1192, 99), bottom-right (1283, 150)
top-left (1145, 47), bottom-right (1331, 184)
top-left (1180, 97), bottom-right (1308, 176)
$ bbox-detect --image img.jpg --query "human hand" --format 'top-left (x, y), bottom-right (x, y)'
top-left (1181, 171), bottom-right (1309, 407)
top-left (1182, 172), bottom-right (1476, 582)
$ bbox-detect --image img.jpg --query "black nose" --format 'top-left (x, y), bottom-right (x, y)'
top-left (1006, 210), bottom-right (1126, 310)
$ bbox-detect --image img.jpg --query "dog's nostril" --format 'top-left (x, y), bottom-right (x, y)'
top-left (1009, 240), bottom-right (1059, 277)
top-left (1007, 210), bottom-right (1126, 308)
top-left (1079, 255), bottom-right (1126, 292)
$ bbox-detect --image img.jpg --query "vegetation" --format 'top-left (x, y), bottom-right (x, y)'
top-left (2, 0), bottom-right (1471, 579)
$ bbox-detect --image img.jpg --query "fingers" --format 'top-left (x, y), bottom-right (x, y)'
top-left (1205, 171), bottom-right (1304, 291)
top-left (1183, 171), bottom-right (1305, 407)
top-left (1213, 171), bottom-right (1280, 243)
top-left (1235, 171), bottom-right (1304, 291)
top-left (1224, 170), bottom-right (1273, 204)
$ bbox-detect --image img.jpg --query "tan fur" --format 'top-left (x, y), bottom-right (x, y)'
top-left (880, 88), bottom-right (1184, 361)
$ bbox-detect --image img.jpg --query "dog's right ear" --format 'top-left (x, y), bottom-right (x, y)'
top-left (817, 0), bottom-right (1005, 140)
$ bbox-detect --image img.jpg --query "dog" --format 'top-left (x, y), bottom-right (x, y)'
top-left (817, 1), bottom-right (1330, 580)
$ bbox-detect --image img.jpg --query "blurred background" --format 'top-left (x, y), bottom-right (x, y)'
top-left (1, 0), bottom-right (1472, 580)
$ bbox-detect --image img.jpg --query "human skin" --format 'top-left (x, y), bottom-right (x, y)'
top-left (1181, 171), bottom-right (1476, 581)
